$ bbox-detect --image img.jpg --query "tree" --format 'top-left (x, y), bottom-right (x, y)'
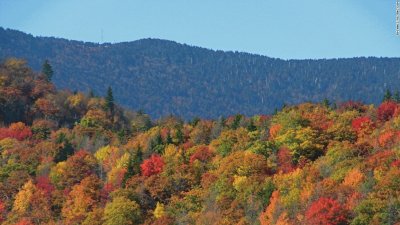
top-left (305, 197), bottom-right (349, 225)
top-left (41, 60), bottom-right (53, 82)
top-left (394, 90), bottom-right (400, 103)
top-left (383, 89), bottom-right (392, 102)
top-left (62, 175), bottom-right (102, 224)
top-left (103, 196), bottom-right (141, 225)
top-left (140, 154), bottom-right (165, 177)
top-left (377, 101), bottom-right (397, 121)
top-left (322, 98), bottom-right (330, 108)
top-left (105, 86), bottom-right (114, 115)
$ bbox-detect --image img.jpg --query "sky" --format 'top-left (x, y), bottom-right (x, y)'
top-left (0, 0), bottom-right (399, 59)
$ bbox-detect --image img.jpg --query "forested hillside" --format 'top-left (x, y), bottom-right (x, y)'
top-left (1, 27), bottom-right (400, 119)
top-left (0, 59), bottom-right (399, 224)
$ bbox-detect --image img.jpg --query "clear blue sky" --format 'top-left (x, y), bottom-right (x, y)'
top-left (0, 0), bottom-right (399, 59)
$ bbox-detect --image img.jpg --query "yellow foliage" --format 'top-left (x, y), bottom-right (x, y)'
top-left (12, 180), bottom-right (36, 214)
top-left (233, 175), bottom-right (248, 191)
top-left (153, 202), bottom-right (165, 219)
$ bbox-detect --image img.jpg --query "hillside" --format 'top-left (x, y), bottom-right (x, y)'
top-left (0, 60), bottom-right (399, 224)
top-left (1, 27), bottom-right (400, 119)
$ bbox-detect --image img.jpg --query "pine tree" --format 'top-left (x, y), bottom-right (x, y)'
top-left (394, 90), bottom-right (400, 103)
top-left (105, 86), bottom-right (114, 114)
top-left (247, 119), bottom-right (257, 131)
top-left (322, 98), bottom-right (330, 108)
top-left (175, 126), bottom-right (184, 144)
top-left (383, 89), bottom-right (392, 102)
top-left (41, 60), bottom-right (54, 82)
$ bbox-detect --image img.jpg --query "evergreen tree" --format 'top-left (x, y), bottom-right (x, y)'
top-left (394, 90), bottom-right (400, 103)
top-left (247, 119), bottom-right (257, 132)
top-left (322, 98), bottom-right (330, 109)
top-left (383, 89), bottom-right (392, 102)
top-left (166, 132), bottom-right (173, 144)
top-left (175, 126), bottom-right (184, 144)
top-left (41, 59), bottom-right (54, 82)
top-left (123, 147), bottom-right (143, 185)
top-left (88, 89), bottom-right (95, 98)
top-left (231, 114), bottom-right (242, 130)
top-left (105, 86), bottom-right (114, 114)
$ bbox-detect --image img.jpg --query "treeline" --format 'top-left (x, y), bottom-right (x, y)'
top-left (0, 59), bottom-right (399, 224)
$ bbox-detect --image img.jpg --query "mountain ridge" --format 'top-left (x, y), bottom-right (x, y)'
top-left (1, 27), bottom-right (400, 119)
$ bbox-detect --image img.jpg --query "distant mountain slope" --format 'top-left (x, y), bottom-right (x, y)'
top-left (1, 27), bottom-right (399, 119)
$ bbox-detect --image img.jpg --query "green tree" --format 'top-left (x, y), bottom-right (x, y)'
top-left (322, 98), bottom-right (330, 109)
top-left (383, 89), bottom-right (392, 102)
top-left (175, 126), bottom-right (184, 144)
top-left (105, 86), bottom-right (114, 114)
top-left (394, 90), bottom-right (400, 103)
top-left (103, 196), bottom-right (141, 225)
top-left (41, 60), bottom-right (54, 82)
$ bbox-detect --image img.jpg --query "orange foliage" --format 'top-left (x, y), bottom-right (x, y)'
top-left (189, 146), bottom-right (213, 164)
top-left (259, 191), bottom-right (281, 225)
top-left (269, 124), bottom-right (282, 139)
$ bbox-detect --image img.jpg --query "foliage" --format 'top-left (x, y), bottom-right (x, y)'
top-left (0, 59), bottom-right (399, 224)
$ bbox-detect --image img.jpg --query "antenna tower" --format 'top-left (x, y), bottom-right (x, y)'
top-left (397, 0), bottom-right (399, 35)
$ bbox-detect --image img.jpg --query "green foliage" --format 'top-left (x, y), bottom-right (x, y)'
top-left (41, 59), bottom-right (53, 82)
top-left (103, 196), bottom-right (141, 225)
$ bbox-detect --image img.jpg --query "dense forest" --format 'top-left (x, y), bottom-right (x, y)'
top-left (1, 27), bottom-right (400, 119)
top-left (0, 59), bottom-right (399, 224)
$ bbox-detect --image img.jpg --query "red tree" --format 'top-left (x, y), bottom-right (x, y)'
top-left (0, 122), bottom-right (32, 141)
top-left (305, 197), bottom-right (348, 225)
top-left (36, 176), bottom-right (55, 197)
top-left (140, 154), bottom-right (165, 177)
top-left (277, 147), bottom-right (295, 173)
top-left (377, 101), bottom-right (397, 121)
top-left (0, 200), bottom-right (5, 223)
top-left (351, 116), bottom-right (372, 132)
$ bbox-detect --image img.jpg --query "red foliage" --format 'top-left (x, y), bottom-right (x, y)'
top-left (391, 159), bottom-right (400, 168)
top-left (36, 176), bottom-right (55, 197)
top-left (377, 101), bottom-right (397, 121)
top-left (0, 122), bottom-right (32, 141)
top-left (351, 116), bottom-right (372, 132)
top-left (0, 201), bottom-right (5, 223)
top-left (140, 154), bottom-right (165, 177)
top-left (182, 141), bottom-right (194, 150)
top-left (15, 218), bottom-right (33, 225)
top-left (189, 146), bottom-right (213, 164)
top-left (305, 197), bottom-right (348, 225)
top-left (277, 147), bottom-right (295, 173)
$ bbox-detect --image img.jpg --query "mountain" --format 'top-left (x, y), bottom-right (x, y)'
top-left (1, 27), bottom-right (400, 119)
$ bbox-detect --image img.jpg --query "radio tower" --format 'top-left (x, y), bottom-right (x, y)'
top-left (397, 0), bottom-right (399, 35)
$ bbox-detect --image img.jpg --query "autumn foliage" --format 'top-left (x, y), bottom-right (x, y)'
top-left (0, 60), bottom-right (400, 224)
top-left (140, 154), bottom-right (165, 177)
top-left (377, 101), bottom-right (397, 121)
top-left (0, 122), bottom-right (32, 141)
top-left (305, 197), bottom-right (349, 225)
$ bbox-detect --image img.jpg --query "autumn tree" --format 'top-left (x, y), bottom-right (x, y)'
top-left (103, 196), bottom-right (141, 225)
top-left (305, 197), bottom-right (349, 225)
top-left (140, 154), bottom-right (165, 177)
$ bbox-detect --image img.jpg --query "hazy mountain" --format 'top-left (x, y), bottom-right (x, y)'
top-left (1, 27), bottom-right (399, 119)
